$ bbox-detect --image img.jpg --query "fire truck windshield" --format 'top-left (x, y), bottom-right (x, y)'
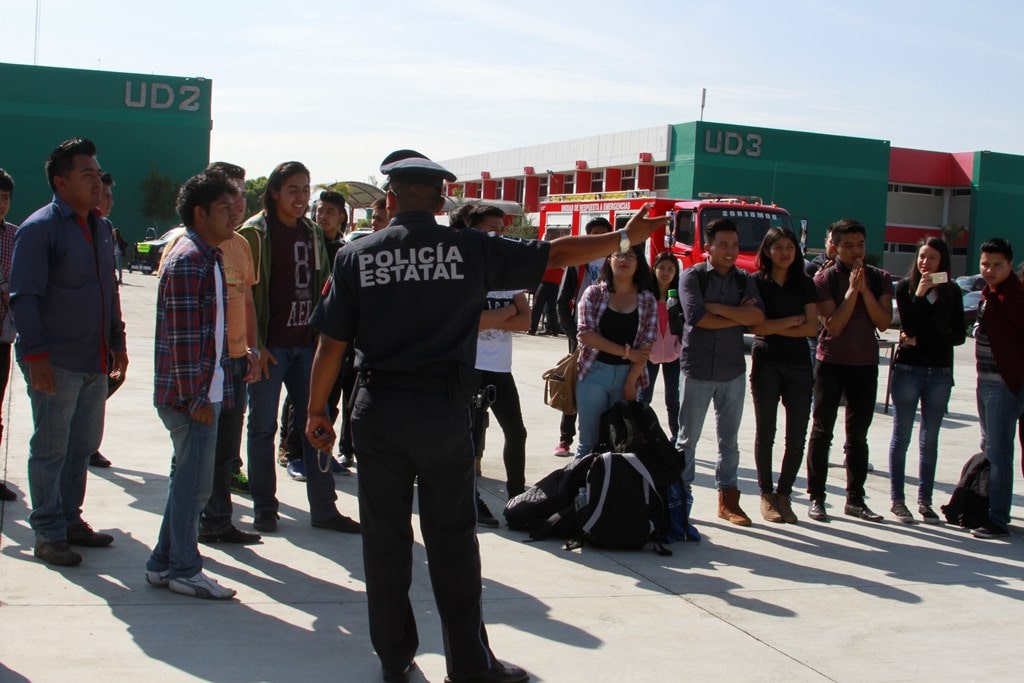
top-left (700, 207), bottom-right (793, 252)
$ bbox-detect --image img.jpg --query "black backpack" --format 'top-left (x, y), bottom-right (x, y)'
top-left (503, 454), bottom-right (596, 537)
top-left (598, 400), bottom-right (683, 490)
top-left (566, 451), bottom-right (670, 554)
top-left (941, 452), bottom-right (991, 528)
top-left (504, 451), bottom-right (670, 555)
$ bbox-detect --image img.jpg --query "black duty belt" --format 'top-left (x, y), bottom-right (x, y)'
top-left (357, 369), bottom-right (449, 393)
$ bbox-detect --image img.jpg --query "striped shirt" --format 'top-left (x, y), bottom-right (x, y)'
top-left (576, 281), bottom-right (658, 389)
top-left (153, 230), bottom-right (233, 413)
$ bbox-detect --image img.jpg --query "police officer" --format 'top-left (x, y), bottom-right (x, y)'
top-left (306, 150), bottom-right (666, 683)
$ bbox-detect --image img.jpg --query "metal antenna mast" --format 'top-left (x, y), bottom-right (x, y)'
top-left (34, 0), bottom-right (42, 65)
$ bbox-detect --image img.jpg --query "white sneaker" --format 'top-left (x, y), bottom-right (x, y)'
top-left (145, 569), bottom-right (170, 587)
top-left (168, 571), bottom-right (236, 600)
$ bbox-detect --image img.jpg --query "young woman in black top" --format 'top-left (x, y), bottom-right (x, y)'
top-left (887, 237), bottom-right (965, 523)
top-left (748, 227), bottom-right (819, 523)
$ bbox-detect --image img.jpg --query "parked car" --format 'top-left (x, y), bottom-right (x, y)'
top-left (127, 227), bottom-right (184, 275)
top-left (343, 229), bottom-right (373, 244)
top-left (956, 274), bottom-right (986, 293)
top-left (963, 290), bottom-right (983, 336)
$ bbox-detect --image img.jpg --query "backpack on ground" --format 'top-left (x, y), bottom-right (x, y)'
top-left (598, 400), bottom-right (683, 490)
top-left (567, 451), bottom-right (670, 555)
top-left (941, 452), bottom-right (990, 528)
top-left (503, 453), bottom-right (595, 537)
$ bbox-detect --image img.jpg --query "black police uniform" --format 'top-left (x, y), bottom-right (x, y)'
top-left (311, 208), bottom-right (548, 677)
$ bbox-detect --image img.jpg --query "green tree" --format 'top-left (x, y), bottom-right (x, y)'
top-left (504, 213), bottom-right (537, 240)
top-left (139, 164), bottom-right (181, 229)
top-left (245, 176), bottom-right (268, 216)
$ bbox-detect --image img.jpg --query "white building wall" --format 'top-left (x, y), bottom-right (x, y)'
top-left (441, 125), bottom-right (672, 180)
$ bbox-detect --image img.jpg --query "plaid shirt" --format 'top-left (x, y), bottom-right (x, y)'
top-left (576, 281), bottom-right (658, 390)
top-left (0, 220), bottom-right (15, 325)
top-left (153, 230), bottom-right (233, 413)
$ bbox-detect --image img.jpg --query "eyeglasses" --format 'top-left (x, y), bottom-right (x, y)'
top-left (611, 252), bottom-right (638, 261)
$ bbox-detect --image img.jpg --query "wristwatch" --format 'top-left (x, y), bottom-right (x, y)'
top-left (247, 347), bottom-right (261, 360)
top-left (617, 228), bottom-right (630, 253)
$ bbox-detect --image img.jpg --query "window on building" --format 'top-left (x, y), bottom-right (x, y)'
top-left (538, 176), bottom-right (549, 198)
top-left (620, 168), bottom-right (635, 191)
top-left (564, 173), bottom-right (575, 194)
top-left (494, 184), bottom-right (502, 200)
top-left (590, 171), bottom-right (604, 193)
top-left (654, 165), bottom-right (669, 191)
top-left (513, 179), bottom-right (525, 204)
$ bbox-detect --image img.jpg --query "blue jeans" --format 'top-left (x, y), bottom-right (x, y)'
top-left (21, 363), bottom-right (107, 543)
top-left (575, 360), bottom-right (632, 458)
top-left (639, 360), bottom-right (681, 442)
top-left (148, 404), bottom-right (222, 579)
top-left (675, 373), bottom-right (746, 490)
top-left (887, 364), bottom-right (953, 505)
top-left (977, 377), bottom-right (1024, 527)
top-left (200, 356), bottom-right (248, 535)
top-left (246, 344), bottom-right (337, 519)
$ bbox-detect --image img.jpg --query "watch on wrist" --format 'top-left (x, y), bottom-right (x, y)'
top-left (617, 228), bottom-right (630, 253)
top-left (247, 347), bottom-right (261, 360)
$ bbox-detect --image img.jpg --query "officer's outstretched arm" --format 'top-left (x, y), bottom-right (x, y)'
top-left (307, 334), bottom-right (347, 451)
top-left (547, 203), bottom-right (667, 268)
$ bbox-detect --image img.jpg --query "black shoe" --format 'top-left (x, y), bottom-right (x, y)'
top-left (445, 660), bottom-right (528, 683)
top-left (89, 452), bottom-right (112, 468)
top-left (477, 496), bottom-right (499, 528)
top-left (66, 522), bottom-right (114, 547)
top-left (312, 513), bottom-right (361, 534)
top-left (808, 499), bottom-right (828, 522)
top-left (844, 500), bottom-right (883, 522)
top-left (972, 521), bottom-right (1010, 539)
top-left (230, 470), bottom-right (251, 494)
top-left (199, 526), bottom-right (262, 545)
top-left (0, 482), bottom-right (16, 501)
top-left (253, 511), bottom-right (278, 532)
top-left (383, 661), bottom-right (418, 683)
top-left (339, 453), bottom-right (355, 469)
top-left (918, 504), bottom-right (942, 525)
top-left (34, 540), bottom-right (82, 567)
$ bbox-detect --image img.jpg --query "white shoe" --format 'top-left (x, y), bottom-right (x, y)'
top-left (168, 571), bottom-right (236, 600)
top-left (145, 569), bottom-right (170, 587)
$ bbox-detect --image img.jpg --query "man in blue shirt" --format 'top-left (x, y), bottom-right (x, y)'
top-left (677, 218), bottom-right (765, 527)
top-left (10, 138), bottom-right (128, 567)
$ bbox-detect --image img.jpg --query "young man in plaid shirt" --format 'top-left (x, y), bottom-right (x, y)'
top-left (145, 170), bottom-right (239, 600)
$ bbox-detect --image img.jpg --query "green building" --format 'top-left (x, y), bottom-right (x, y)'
top-left (0, 62), bottom-right (211, 241)
top-left (442, 120), bottom-right (1024, 275)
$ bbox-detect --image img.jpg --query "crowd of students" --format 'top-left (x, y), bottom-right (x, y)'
top-left (549, 215), bottom-right (1019, 539)
top-left (0, 136), bottom-right (1020, 682)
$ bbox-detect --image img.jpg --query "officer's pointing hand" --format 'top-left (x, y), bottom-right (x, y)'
top-left (623, 203), bottom-right (669, 245)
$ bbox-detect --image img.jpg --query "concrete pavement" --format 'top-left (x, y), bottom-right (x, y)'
top-left (1, 271), bottom-right (1022, 682)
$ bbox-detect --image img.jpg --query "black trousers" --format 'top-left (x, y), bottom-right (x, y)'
top-left (559, 328), bottom-right (578, 444)
top-left (805, 362), bottom-right (878, 502)
top-left (351, 383), bottom-right (495, 677)
top-left (750, 358), bottom-right (812, 496)
top-left (529, 281), bottom-right (559, 334)
top-left (0, 342), bottom-right (10, 431)
top-left (474, 370), bottom-right (528, 497)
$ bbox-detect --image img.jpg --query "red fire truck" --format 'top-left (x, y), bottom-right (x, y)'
top-left (538, 190), bottom-right (800, 272)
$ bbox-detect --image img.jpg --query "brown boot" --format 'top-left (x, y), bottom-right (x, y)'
top-left (776, 494), bottom-right (799, 524)
top-left (718, 487), bottom-right (752, 526)
top-left (760, 493), bottom-right (784, 523)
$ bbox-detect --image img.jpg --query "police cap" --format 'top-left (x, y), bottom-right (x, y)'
top-left (379, 149), bottom-right (456, 190)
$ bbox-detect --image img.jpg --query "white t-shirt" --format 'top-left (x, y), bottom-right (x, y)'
top-left (475, 289), bottom-right (521, 373)
top-left (208, 265), bottom-right (226, 403)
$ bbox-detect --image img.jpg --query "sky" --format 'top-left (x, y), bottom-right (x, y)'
top-left (2, 0), bottom-right (1022, 188)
